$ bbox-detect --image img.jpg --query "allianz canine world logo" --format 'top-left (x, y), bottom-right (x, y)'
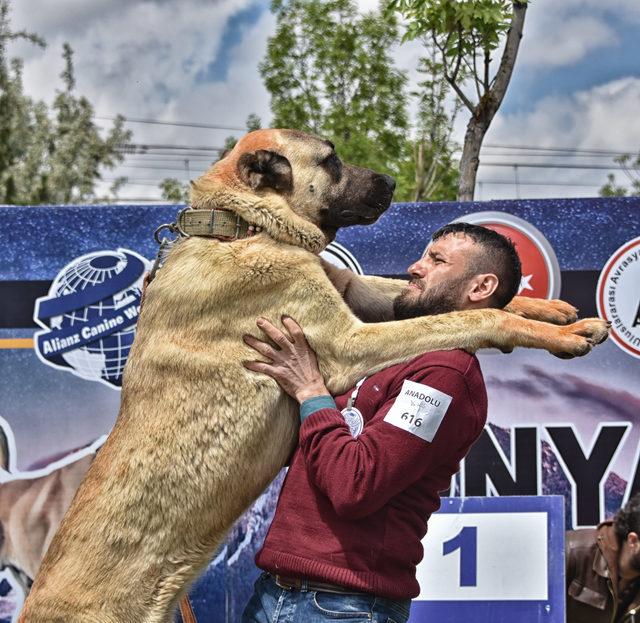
top-left (597, 236), bottom-right (640, 359)
top-left (33, 249), bottom-right (149, 389)
top-left (453, 211), bottom-right (561, 299)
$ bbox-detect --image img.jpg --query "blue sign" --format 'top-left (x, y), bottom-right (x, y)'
top-left (410, 496), bottom-right (565, 623)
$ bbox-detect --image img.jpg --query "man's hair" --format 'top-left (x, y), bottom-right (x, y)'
top-left (431, 222), bottom-right (522, 308)
top-left (614, 494), bottom-right (640, 541)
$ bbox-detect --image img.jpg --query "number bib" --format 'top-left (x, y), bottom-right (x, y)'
top-left (383, 380), bottom-right (452, 442)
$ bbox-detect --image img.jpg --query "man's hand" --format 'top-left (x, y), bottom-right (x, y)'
top-left (243, 317), bottom-right (330, 404)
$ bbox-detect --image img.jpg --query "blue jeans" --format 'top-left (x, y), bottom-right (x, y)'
top-left (241, 573), bottom-right (411, 623)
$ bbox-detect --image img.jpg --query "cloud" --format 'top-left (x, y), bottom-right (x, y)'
top-left (8, 0), bottom-right (274, 199)
top-left (470, 76), bottom-right (640, 199)
top-left (519, 13), bottom-right (617, 68)
top-left (7, 0), bottom-right (640, 201)
top-left (490, 77), bottom-right (640, 149)
top-left (10, 0), bottom-right (263, 114)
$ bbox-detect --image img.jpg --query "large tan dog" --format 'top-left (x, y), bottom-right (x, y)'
top-left (0, 456), bottom-right (94, 593)
top-left (21, 129), bottom-right (608, 623)
top-left (0, 421), bottom-right (99, 596)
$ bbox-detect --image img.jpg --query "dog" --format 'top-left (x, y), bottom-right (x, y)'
top-left (21, 129), bottom-right (609, 622)
top-left (0, 421), bottom-right (97, 598)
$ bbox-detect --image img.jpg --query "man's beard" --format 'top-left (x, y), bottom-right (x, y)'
top-left (393, 275), bottom-right (470, 320)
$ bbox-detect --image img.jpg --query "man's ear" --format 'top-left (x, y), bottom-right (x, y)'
top-left (237, 150), bottom-right (293, 192)
top-left (468, 273), bottom-right (499, 303)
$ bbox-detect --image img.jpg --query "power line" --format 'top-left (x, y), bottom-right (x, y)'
top-left (94, 112), bottom-right (635, 159)
top-left (98, 116), bottom-right (245, 132)
top-left (483, 143), bottom-right (637, 156)
top-left (117, 142), bottom-right (224, 153)
top-left (480, 162), bottom-right (640, 171)
top-left (480, 152), bottom-right (626, 159)
top-left (121, 155), bottom-right (216, 163)
top-left (477, 179), bottom-right (602, 187)
top-left (120, 151), bottom-right (220, 159)
top-left (116, 163), bottom-right (209, 172)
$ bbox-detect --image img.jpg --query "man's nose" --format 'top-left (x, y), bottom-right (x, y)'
top-left (407, 258), bottom-right (428, 278)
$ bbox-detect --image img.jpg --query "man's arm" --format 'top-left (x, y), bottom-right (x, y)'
top-left (297, 365), bottom-right (478, 519)
top-left (243, 317), bottom-right (480, 519)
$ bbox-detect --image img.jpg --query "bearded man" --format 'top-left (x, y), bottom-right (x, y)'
top-left (240, 222), bottom-right (522, 623)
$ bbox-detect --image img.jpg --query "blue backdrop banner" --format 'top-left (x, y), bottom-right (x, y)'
top-left (0, 197), bottom-right (639, 622)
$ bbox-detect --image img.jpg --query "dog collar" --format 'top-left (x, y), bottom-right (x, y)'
top-left (147, 207), bottom-right (263, 285)
top-left (174, 207), bottom-right (261, 241)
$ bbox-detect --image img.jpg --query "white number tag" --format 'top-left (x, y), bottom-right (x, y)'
top-left (384, 380), bottom-right (452, 442)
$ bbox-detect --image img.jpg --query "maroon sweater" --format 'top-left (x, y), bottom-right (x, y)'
top-left (256, 349), bottom-right (488, 599)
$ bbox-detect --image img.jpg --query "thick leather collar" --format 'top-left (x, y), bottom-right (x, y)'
top-left (175, 207), bottom-right (261, 241)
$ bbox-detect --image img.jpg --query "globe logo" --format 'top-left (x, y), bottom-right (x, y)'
top-left (33, 249), bottom-right (149, 389)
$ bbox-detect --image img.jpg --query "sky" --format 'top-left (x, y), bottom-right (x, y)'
top-left (8, 0), bottom-right (640, 202)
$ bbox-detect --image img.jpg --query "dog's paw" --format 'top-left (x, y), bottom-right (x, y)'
top-left (544, 299), bottom-right (579, 325)
top-left (506, 296), bottom-right (577, 325)
top-left (552, 318), bottom-right (610, 358)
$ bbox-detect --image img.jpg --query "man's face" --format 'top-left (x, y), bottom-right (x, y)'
top-left (620, 532), bottom-right (640, 578)
top-left (393, 233), bottom-right (479, 320)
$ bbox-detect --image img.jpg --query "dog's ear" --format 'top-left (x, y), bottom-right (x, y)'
top-left (237, 150), bottom-right (293, 192)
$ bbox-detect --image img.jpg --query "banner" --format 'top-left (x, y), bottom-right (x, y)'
top-left (0, 197), bottom-right (639, 622)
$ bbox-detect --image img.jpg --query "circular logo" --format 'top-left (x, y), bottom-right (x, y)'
top-left (596, 236), bottom-right (640, 359)
top-left (320, 241), bottom-right (363, 275)
top-left (33, 249), bottom-right (149, 389)
top-left (451, 211), bottom-right (561, 299)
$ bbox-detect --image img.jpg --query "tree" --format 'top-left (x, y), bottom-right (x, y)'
top-left (0, 0), bottom-right (131, 205)
top-left (159, 178), bottom-right (189, 203)
top-left (43, 44), bottom-right (131, 204)
top-left (159, 114), bottom-right (262, 203)
top-left (260, 0), bottom-right (409, 180)
top-left (0, 0), bottom-right (45, 203)
top-left (599, 154), bottom-right (640, 197)
top-left (389, 0), bottom-right (529, 200)
top-left (393, 47), bottom-right (460, 202)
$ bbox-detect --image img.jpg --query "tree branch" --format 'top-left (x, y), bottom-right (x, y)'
top-left (450, 25), bottom-right (463, 84)
top-left (486, 0), bottom-right (528, 119)
top-left (436, 30), bottom-right (475, 113)
top-left (471, 35), bottom-right (482, 101)
top-left (483, 47), bottom-right (490, 91)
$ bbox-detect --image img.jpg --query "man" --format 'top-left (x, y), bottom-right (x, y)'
top-left (240, 222), bottom-right (522, 623)
top-left (566, 495), bottom-right (640, 622)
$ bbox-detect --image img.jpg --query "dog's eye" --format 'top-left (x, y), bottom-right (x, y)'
top-left (321, 154), bottom-right (342, 181)
top-left (321, 154), bottom-right (341, 170)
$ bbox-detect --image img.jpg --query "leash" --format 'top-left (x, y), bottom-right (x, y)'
top-left (179, 595), bottom-right (197, 623)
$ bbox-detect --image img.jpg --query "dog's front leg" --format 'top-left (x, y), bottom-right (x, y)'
top-left (313, 309), bottom-right (609, 394)
top-left (322, 261), bottom-right (578, 326)
top-left (321, 259), bottom-right (404, 322)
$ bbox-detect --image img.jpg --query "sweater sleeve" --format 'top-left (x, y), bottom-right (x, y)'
top-left (298, 365), bottom-right (479, 519)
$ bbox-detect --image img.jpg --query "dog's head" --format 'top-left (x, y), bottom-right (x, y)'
top-left (198, 129), bottom-right (396, 242)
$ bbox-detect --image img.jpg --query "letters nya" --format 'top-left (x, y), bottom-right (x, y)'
top-left (460, 423), bottom-right (637, 528)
